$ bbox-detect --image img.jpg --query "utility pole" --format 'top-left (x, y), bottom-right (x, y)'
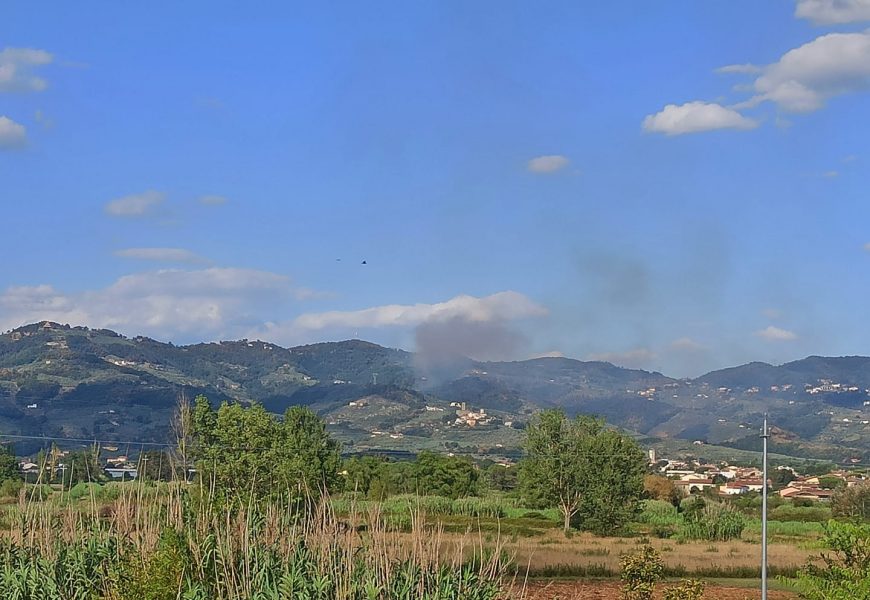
top-left (761, 415), bottom-right (770, 600)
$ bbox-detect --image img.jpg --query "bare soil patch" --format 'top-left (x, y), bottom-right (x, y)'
top-left (517, 579), bottom-right (797, 599)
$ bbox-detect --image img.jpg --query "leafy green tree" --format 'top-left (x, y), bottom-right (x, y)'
top-left (191, 396), bottom-right (341, 502)
top-left (792, 521), bottom-right (870, 599)
top-left (412, 451), bottom-right (479, 498)
top-left (0, 443), bottom-right (19, 483)
top-left (819, 476), bottom-right (846, 490)
top-left (484, 463), bottom-right (518, 493)
top-left (343, 455), bottom-right (390, 497)
top-left (519, 410), bottom-right (646, 533)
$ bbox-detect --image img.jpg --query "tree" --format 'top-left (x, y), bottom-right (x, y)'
top-left (819, 476), bottom-right (846, 490)
top-left (832, 482), bottom-right (870, 522)
top-left (519, 410), bottom-right (646, 533)
top-left (644, 474), bottom-right (681, 505)
top-left (0, 443), bottom-right (19, 482)
top-left (484, 463), bottom-right (518, 493)
top-left (412, 451), bottom-right (479, 498)
top-left (191, 396), bottom-right (341, 502)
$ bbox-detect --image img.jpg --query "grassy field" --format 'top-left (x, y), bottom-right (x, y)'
top-left (0, 482), bottom-right (835, 599)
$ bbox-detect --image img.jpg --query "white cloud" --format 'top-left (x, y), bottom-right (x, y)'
top-left (0, 116), bottom-right (27, 148)
top-left (750, 31), bottom-right (870, 112)
top-left (291, 291), bottom-right (546, 331)
top-left (199, 195), bottom-right (228, 206)
top-left (0, 268), bottom-right (307, 341)
top-left (114, 247), bottom-right (207, 263)
top-left (530, 350), bottom-right (564, 359)
top-left (104, 191), bottom-right (165, 218)
top-left (642, 102), bottom-right (758, 135)
top-left (755, 325), bottom-right (798, 341)
top-left (587, 348), bottom-right (656, 369)
top-left (0, 47), bottom-right (53, 92)
top-left (527, 155), bottom-right (570, 173)
top-left (796, 0), bottom-right (870, 24)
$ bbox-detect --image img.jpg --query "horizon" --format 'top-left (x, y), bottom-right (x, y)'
top-left (3, 2), bottom-right (870, 377)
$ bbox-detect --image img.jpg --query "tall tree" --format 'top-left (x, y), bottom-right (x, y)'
top-left (191, 397), bottom-right (341, 502)
top-left (519, 409), bottom-right (645, 533)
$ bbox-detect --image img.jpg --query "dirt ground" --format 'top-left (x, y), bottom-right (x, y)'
top-left (515, 580), bottom-right (797, 599)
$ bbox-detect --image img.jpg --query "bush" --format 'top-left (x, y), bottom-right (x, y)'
top-left (679, 502), bottom-right (745, 541)
top-left (620, 545), bottom-right (664, 600)
top-left (24, 484), bottom-right (51, 502)
top-left (0, 478), bottom-right (23, 499)
top-left (662, 579), bottom-right (705, 600)
top-left (790, 520), bottom-right (870, 599)
top-left (769, 504), bottom-right (831, 523)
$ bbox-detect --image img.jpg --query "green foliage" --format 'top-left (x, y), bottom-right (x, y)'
top-left (0, 505), bottom-right (506, 600)
top-left (831, 482), bottom-right (870, 522)
top-left (191, 396), bottom-right (342, 502)
top-left (679, 502), bottom-right (745, 541)
top-left (0, 443), bottom-right (19, 483)
top-left (819, 475), bottom-right (846, 490)
top-left (0, 478), bottom-right (22, 499)
top-left (620, 544), bottom-right (664, 600)
top-left (61, 448), bottom-right (104, 488)
top-left (791, 520), bottom-right (870, 599)
top-left (116, 528), bottom-right (189, 600)
top-left (769, 503), bottom-right (831, 522)
top-left (413, 451), bottom-right (480, 498)
top-left (662, 579), bottom-right (705, 600)
top-left (519, 409), bottom-right (645, 533)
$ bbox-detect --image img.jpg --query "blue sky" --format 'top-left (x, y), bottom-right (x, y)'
top-left (2, 1), bottom-right (870, 376)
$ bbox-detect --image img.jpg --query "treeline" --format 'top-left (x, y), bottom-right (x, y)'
top-left (3, 395), bottom-right (654, 533)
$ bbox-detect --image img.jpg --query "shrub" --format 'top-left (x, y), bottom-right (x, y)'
top-left (24, 484), bottom-right (51, 502)
top-left (620, 545), bottom-right (664, 600)
top-left (0, 478), bottom-right (23, 499)
top-left (679, 502), bottom-right (745, 541)
top-left (662, 579), bottom-right (705, 600)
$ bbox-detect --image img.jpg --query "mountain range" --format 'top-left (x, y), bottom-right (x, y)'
top-left (2, 321), bottom-right (869, 463)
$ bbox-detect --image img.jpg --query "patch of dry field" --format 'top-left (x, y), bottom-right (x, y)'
top-left (505, 530), bottom-right (813, 574)
top-left (516, 580), bottom-right (796, 599)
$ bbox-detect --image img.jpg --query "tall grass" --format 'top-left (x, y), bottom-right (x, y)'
top-left (0, 481), bottom-right (511, 599)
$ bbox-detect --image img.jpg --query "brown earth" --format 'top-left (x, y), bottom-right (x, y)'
top-left (515, 580), bottom-right (797, 599)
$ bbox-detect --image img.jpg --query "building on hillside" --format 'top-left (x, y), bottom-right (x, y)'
top-left (674, 478), bottom-right (715, 494)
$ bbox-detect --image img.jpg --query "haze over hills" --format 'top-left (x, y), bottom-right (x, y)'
top-left (1, 322), bottom-right (869, 462)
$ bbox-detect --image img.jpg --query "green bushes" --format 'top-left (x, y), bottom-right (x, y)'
top-left (0, 478), bottom-right (23, 499)
top-left (679, 502), bottom-right (745, 541)
top-left (789, 520), bottom-right (870, 599)
top-left (769, 504), bottom-right (832, 523)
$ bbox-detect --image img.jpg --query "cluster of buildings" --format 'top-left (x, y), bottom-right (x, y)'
top-left (656, 457), bottom-right (866, 501)
top-left (777, 472), bottom-right (866, 502)
top-left (450, 402), bottom-right (497, 427)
